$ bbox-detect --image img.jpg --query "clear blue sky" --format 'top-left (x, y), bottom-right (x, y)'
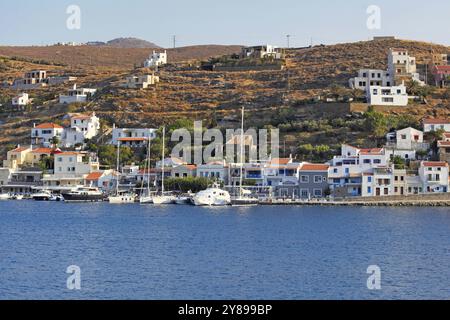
top-left (1, 0), bottom-right (449, 47)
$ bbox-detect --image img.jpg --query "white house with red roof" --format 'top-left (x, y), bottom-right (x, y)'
top-left (197, 161), bottom-right (229, 183)
top-left (419, 161), bottom-right (449, 193)
top-left (423, 119), bottom-right (450, 133)
top-left (111, 125), bottom-right (157, 148)
top-left (84, 170), bottom-right (117, 192)
top-left (31, 123), bottom-right (64, 147)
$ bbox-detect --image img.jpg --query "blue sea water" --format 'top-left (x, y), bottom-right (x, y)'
top-left (0, 201), bottom-right (449, 300)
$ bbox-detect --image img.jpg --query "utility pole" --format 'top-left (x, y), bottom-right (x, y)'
top-left (172, 35), bottom-right (176, 49)
top-left (286, 35), bottom-right (291, 49)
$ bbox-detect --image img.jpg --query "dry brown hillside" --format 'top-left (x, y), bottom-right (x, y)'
top-left (1, 39), bottom-right (449, 161)
top-left (0, 45), bottom-right (242, 68)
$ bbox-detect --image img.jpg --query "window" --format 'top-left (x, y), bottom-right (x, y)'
top-left (300, 189), bottom-right (309, 198)
top-left (345, 168), bottom-right (349, 174)
top-left (401, 135), bottom-right (407, 140)
top-left (373, 159), bottom-right (381, 164)
top-left (313, 189), bottom-right (322, 197)
top-left (363, 159), bottom-right (371, 164)
top-left (368, 176), bottom-right (372, 183)
top-left (301, 175), bottom-right (309, 183)
top-left (367, 187), bottom-right (372, 194)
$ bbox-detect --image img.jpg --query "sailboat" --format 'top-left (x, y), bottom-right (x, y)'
top-left (139, 134), bottom-right (154, 204)
top-left (231, 106), bottom-right (259, 206)
top-left (108, 141), bottom-right (136, 204)
top-left (152, 126), bottom-right (176, 205)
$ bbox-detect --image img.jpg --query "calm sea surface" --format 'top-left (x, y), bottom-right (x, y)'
top-left (0, 201), bottom-right (449, 300)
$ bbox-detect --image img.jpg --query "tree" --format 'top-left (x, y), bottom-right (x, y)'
top-left (165, 177), bottom-right (213, 193)
top-left (364, 109), bottom-right (388, 138)
top-left (392, 156), bottom-right (406, 169)
top-left (50, 136), bottom-right (60, 148)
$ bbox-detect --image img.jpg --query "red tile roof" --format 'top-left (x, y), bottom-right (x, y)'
top-left (85, 172), bottom-right (104, 181)
top-left (31, 147), bottom-right (54, 154)
top-left (438, 141), bottom-right (450, 147)
top-left (11, 146), bottom-right (30, 153)
top-left (422, 161), bottom-right (448, 167)
top-left (360, 148), bottom-right (384, 155)
top-left (301, 163), bottom-right (329, 171)
top-left (270, 158), bottom-right (292, 165)
top-left (35, 123), bottom-right (64, 129)
top-left (423, 118), bottom-right (450, 125)
top-left (434, 65), bottom-right (450, 72)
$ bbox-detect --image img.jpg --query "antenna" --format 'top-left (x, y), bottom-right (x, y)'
top-left (286, 35), bottom-right (291, 49)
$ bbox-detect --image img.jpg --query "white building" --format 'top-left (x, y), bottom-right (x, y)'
top-left (349, 69), bottom-right (392, 91)
top-left (385, 127), bottom-right (429, 160)
top-left (12, 93), bottom-right (30, 108)
top-left (367, 84), bottom-right (409, 106)
top-left (31, 123), bottom-right (65, 147)
top-left (85, 170), bottom-right (117, 192)
top-left (144, 50), bottom-right (167, 68)
top-left (197, 161), bottom-right (229, 183)
top-left (42, 152), bottom-right (100, 189)
top-left (59, 84), bottom-right (97, 104)
top-left (423, 119), bottom-right (450, 133)
top-left (11, 70), bottom-right (48, 89)
top-left (361, 167), bottom-right (394, 197)
top-left (388, 48), bottom-right (424, 86)
top-left (241, 45), bottom-right (284, 60)
top-left (328, 145), bottom-right (389, 198)
top-left (124, 74), bottom-right (160, 89)
top-left (111, 126), bottom-right (157, 148)
top-left (418, 161), bottom-right (449, 193)
top-left (62, 113), bottom-right (100, 147)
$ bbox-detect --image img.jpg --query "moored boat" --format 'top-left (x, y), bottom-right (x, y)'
top-left (62, 187), bottom-right (104, 202)
top-left (193, 188), bottom-right (231, 206)
top-left (32, 190), bottom-right (54, 201)
top-left (0, 193), bottom-right (10, 200)
top-left (108, 191), bottom-right (136, 204)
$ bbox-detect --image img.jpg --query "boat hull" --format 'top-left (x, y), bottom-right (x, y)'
top-left (108, 196), bottom-right (135, 204)
top-left (152, 196), bottom-right (176, 205)
top-left (62, 193), bottom-right (104, 202)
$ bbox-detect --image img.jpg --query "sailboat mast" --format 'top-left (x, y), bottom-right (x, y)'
top-left (161, 126), bottom-right (166, 194)
top-left (147, 134), bottom-right (152, 195)
top-left (116, 140), bottom-right (120, 195)
top-left (239, 106), bottom-right (245, 198)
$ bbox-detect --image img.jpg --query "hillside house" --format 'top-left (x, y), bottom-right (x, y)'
top-left (11, 70), bottom-right (48, 89)
top-left (124, 74), bottom-right (160, 89)
top-left (111, 126), bottom-right (157, 148)
top-left (423, 119), bottom-right (450, 133)
top-left (31, 123), bottom-right (64, 147)
top-left (12, 93), bottom-right (30, 109)
top-left (431, 65), bottom-right (450, 87)
top-left (59, 84), bottom-right (97, 104)
top-left (62, 113), bottom-right (100, 147)
top-left (437, 133), bottom-right (450, 164)
top-left (367, 84), bottom-right (409, 106)
top-left (349, 69), bottom-right (392, 91)
top-left (385, 127), bottom-right (429, 160)
top-left (241, 45), bottom-right (284, 60)
top-left (388, 48), bottom-right (424, 86)
top-left (144, 50), bottom-right (167, 67)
